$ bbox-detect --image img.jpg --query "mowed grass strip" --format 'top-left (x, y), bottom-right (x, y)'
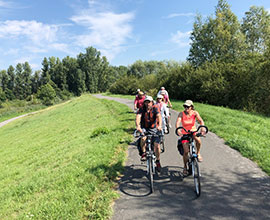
top-left (0, 94), bottom-right (134, 219)
top-left (105, 93), bottom-right (270, 176)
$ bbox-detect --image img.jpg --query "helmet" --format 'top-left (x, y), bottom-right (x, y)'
top-left (157, 94), bottom-right (163, 99)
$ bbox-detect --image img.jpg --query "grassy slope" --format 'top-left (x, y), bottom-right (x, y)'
top-left (0, 94), bottom-right (134, 219)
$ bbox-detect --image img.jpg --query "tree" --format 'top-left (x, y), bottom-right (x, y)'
top-left (41, 57), bottom-right (51, 85)
top-left (14, 64), bottom-right (24, 99)
top-left (188, 0), bottom-right (246, 67)
top-left (241, 6), bottom-right (270, 53)
top-left (37, 83), bottom-right (56, 105)
top-left (22, 62), bottom-right (32, 99)
top-left (7, 65), bottom-right (15, 99)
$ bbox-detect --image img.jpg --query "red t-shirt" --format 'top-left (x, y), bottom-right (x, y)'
top-left (134, 95), bottom-right (145, 108)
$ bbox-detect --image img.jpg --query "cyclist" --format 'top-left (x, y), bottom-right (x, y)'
top-left (136, 96), bottom-right (163, 172)
top-left (134, 91), bottom-right (145, 112)
top-left (157, 86), bottom-right (169, 97)
top-left (160, 90), bottom-right (172, 128)
top-left (175, 100), bottom-right (206, 175)
top-left (156, 94), bottom-right (167, 133)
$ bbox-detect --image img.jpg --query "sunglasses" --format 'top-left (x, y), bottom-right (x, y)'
top-left (184, 105), bottom-right (191, 109)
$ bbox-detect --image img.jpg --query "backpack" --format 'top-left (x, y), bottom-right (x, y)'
top-left (177, 138), bottom-right (184, 156)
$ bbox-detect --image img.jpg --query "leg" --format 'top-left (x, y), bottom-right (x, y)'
top-left (182, 142), bottom-right (189, 172)
top-left (194, 136), bottom-right (203, 161)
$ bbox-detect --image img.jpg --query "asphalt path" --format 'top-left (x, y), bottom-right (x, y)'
top-left (94, 94), bottom-right (270, 220)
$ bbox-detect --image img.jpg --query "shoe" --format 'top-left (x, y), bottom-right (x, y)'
top-left (141, 152), bottom-right (146, 161)
top-left (156, 161), bottom-right (161, 172)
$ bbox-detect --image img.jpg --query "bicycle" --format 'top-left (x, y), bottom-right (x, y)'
top-left (134, 129), bottom-right (161, 193)
top-left (175, 125), bottom-right (208, 197)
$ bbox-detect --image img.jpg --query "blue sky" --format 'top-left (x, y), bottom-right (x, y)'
top-left (0, 0), bottom-right (270, 71)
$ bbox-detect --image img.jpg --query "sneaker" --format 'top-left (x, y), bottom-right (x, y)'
top-left (141, 152), bottom-right (146, 161)
top-left (156, 161), bottom-right (161, 172)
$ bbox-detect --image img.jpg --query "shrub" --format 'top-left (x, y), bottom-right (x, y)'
top-left (37, 83), bottom-right (56, 106)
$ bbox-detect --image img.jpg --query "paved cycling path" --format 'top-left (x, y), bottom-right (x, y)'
top-left (94, 94), bottom-right (270, 220)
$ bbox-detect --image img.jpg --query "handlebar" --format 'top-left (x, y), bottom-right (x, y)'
top-left (134, 129), bottom-right (163, 138)
top-left (175, 125), bottom-right (208, 137)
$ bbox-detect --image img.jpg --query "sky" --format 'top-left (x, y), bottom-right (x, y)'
top-left (1, 0), bottom-right (270, 71)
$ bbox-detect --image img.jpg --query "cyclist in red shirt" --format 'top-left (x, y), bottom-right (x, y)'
top-left (136, 96), bottom-right (163, 172)
top-left (175, 100), bottom-right (206, 175)
top-left (134, 91), bottom-right (145, 112)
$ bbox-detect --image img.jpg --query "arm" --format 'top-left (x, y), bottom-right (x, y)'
top-left (175, 112), bottom-right (183, 136)
top-left (195, 111), bottom-right (206, 135)
top-left (157, 113), bottom-right (162, 131)
top-left (136, 113), bottom-right (143, 133)
top-left (134, 97), bottom-right (138, 110)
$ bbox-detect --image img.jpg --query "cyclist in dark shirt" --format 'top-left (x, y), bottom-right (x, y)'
top-left (136, 96), bottom-right (163, 172)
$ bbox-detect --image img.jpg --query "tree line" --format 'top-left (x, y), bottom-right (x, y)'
top-left (110, 0), bottom-right (270, 116)
top-left (1, 0), bottom-right (270, 116)
top-left (0, 47), bottom-right (122, 105)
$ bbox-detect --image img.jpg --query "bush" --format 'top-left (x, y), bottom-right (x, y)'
top-left (37, 83), bottom-right (56, 106)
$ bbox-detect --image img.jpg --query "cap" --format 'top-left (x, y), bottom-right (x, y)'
top-left (144, 96), bottom-right (153, 102)
top-left (183, 100), bottom-right (193, 107)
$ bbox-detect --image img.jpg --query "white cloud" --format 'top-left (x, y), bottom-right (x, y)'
top-left (165, 13), bottom-right (195, 19)
top-left (0, 0), bottom-right (12, 7)
top-left (170, 31), bottom-right (191, 47)
top-left (0, 20), bottom-right (58, 45)
top-left (70, 6), bottom-right (134, 60)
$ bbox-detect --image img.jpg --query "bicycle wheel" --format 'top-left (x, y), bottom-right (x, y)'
top-left (192, 159), bottom-right (201, 197)
top-left (148, 155), bottom-right (154, 193)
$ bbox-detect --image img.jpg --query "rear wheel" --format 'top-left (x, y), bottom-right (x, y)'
top-left (192, 159), bottom-right (201, 197)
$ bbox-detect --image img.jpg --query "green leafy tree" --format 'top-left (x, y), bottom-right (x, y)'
top-left (241, 6), bottom-right (270, 53)
top-left (41, 57), bottom-right (51, 85)
top-left (37, 83), bottom-right (56, 106)
top-left (14, 64), bottom-right (24, 99)
top-left (188, 0), bottom-right (246, 67)
top-left (31, 70), bottom-right (41, 94)
top-left (77, 47), bottom-right (101, 93)
top-left (22, 62), bottom-right (32, 99)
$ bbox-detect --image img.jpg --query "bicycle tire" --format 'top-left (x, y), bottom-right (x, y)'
top-left (192, 159), bottom-right (201, 197)
top-left (148, 155), bottom-right (154, 193)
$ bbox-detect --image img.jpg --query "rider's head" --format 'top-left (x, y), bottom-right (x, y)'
top-left (161, 87), bottom-right (165, 90)
top-left (138, 91), bottom-right (144, 97)
top-left (183, 100), bottom-right (194, 110)
top-left (144, 96), bottom-right (153, 109)
top-left (157, 94), bottom-right (163, 102)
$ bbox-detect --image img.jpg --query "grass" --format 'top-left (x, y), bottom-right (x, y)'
top-left (0, 100), bottom-right (47, 123)
top-left (105, 93), bottom-right (270, 176)
top-left (0, 94), bottom-right (134, 219)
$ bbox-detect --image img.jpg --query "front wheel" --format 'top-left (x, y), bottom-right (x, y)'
top-left (192, 159), bottom-right (201, 197)
top-left (148, 156), bottom-right (154, 193)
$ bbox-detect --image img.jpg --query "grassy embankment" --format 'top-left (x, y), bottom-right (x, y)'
top-left (0, 94), bottom-right (134, 219)
top-left (0, 100), bottom-right (47, 123)
top-left (105, 93), bottom-right (270, 175)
